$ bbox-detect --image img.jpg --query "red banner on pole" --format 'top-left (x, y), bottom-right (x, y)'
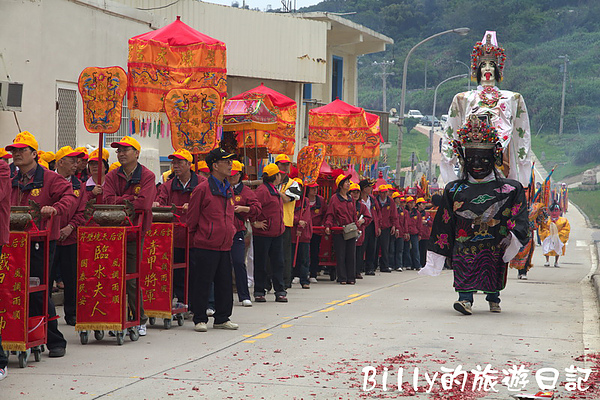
top-left (0, 232), bottom-right (29, 351)
top-left (140, 223), bottom-right (174, 319)
top-left (76, 227), bottom-right (126, 331)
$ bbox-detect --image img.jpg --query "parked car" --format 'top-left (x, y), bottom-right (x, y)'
top-left (405, 109), bottom-right (424, 119)
top-left (440, 114), bottom-right (448, 123)
top-left (420, 115), bottom-right (441, 127)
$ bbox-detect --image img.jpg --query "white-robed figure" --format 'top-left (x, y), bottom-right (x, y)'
top-left (441, 31), bottom-right (532, 187)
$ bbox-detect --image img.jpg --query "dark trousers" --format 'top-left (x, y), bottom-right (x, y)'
top-left (0, 333), bottom-right (6, 369)
top-left (126, 241), bottom-right (147, 325)
top-left (332, 234), bottom-right (356, 283)
top-left (253, 235), bottom-right (286, 297)
top-left (363, 223), bottom-right (377, 273)
top-left (356, 244), bottom-right (365, 273)
top-left (189, 248), bottom-right (233, 325)
top-left (294, 242), bottom-right (310, 285)
top-left (231, 231), bottom-right (250, 302)
top-left (30, 241), bottom-right (66, 350)
top-left (408, 234), bottom-right (420, 269)
top-left (419, 239), bottom-right (428, 268)
top-left (51, 243), bottom-right (77, 320)
top-left (309, 234), bottom-right (322, 278)
top-left (282, 227), bottom-right (292, 288)
top-left (173, 247), bottom-right (189, 304)
top-left (376, 227), bottom-right (391, 270)
top-left (390, 237), bottom-right (404, 269)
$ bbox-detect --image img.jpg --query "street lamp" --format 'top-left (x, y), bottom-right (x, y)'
top-left (455, 60), bottom-right (471, 91)
top-left (428, 74), bottom-right (468, 180)
top-left (395, 27), bottom-right (470, 186)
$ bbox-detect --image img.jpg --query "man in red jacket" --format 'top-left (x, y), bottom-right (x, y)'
top-left (104, 136), bottom-right (156, 336)
top-left (0, 152), bottom-right (11, 379)
top-left (51, 146), bottom-right (86, 326)
top-left (404, 196), bottom-right (422, 270)
top-left (359, 179), bottom-right (381, 276)
top-left (187, 148), bottom-right (239, 332)
top-left (154, 148), bottom-right (203, 305)
top-left (375, 184), bottom-right (398, 273)
top-left (8, 131), bottom-right (77, 358)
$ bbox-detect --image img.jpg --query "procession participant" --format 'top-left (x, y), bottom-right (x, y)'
top-left (540, 203), bottom-right (570, 268)
top-left (109, 161), bottom-right (120, 172)
top-left (420, 116), bottom-right (529, 315)
top-left (291, 178), bottom-right (313, 289)
top-left (390, 193), bottom-right (407, 272)
top-left (509, 202), bottom-right (547, 280)
top-left (38, 150), bottom-right (56, 171)
top-left (416, 198), bottom-right (432, 268)
top-left (307, 182), bottom-right (325, 283)
top-left (442, 31), bottom-right (532, 187)
top-left (51, 146), bottom-right (86, 326)
top-left (154, 148), bottom-right (202, 304)
top-left (228, 160), bottom-right (261, 306)
top-left (104, 136), bottom-right (156, 336)
top-left (375, 184), bottom-right (398, 273)
top-left (0, 150), bottom-right (11, 379)
top-left (403, 196), bottom-right (421, 270)
top-left (359, 179), bottom-right (381, 276)
top-left (196, 160), bottom-right (210, 179)
top-left (274, 154), bottom-right (302, 289)
top-left (74, 147), bottom-right (89, 182)
top-left (84, 148), bottom-right (109, 203)
top-left (187, 147), bottom-right (239, 332)
top-left (350, 182), bottom-right (372, 280)
top-left (8, 131), bottom-right (76, 357)
top-left (251, 163), bottom-right (287, 302)
top-left (324, 173), bottom-right (363, 285)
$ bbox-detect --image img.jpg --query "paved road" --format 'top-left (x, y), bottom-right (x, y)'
top-left (3, 204), bottom-right (600, 399)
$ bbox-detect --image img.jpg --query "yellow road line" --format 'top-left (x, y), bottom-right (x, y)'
top-left (281, 324), bottom-right (293, 328)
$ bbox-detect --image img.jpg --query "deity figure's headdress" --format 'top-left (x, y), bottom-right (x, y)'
top-left (471, 31), bottom-right (507, 81)
top-left (453, 115), bottom-right (503, 166)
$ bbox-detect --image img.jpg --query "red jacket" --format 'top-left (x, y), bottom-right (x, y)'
top-left (406, 207), bottom-right (421, 235)
top-left (292, 197), bottom-right (313, 243)
top-left (155, 173), bottom-right (203, 246)
top-left (377, 195), bottom-right (398, 230)
top-left (104, 163), bottom-right (156, 235)
top-left (356, 200), bottom-right (373, 247)
top-left (251, 183), bottom-right (284, 237)
top-left (0, 161), bottom-right (11, 246)
top-left (324, 192), bottom-right (357, 228)
top-left (396, 205), bottom-right (408, 236)
top-left (419, 208), bottom-right (434, 240)
top-left (232, 182), bottom-right (261, 233)
top-left (361, 194), bottom-right (381, 232)
top-left (11, 164), bottom-right (77, 241)
top-left (58, 175), bottom-right (87, 246)
top-left (187, 176), bottom-right (236, 251)
top-left (309, 194), bottom-right (326, 228)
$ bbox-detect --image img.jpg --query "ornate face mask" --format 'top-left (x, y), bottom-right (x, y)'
top-left (465, 147), bottom-right (495, 180)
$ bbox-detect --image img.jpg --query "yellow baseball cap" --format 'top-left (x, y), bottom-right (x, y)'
top-left (168, 148), bottom-right (193, 163)
top-left (109, 161), bottom-right (121, 172)
top-left (38, 150), bottom-right (55, 163)
top-left (293, 177), bottom-right (303, 186)
top-left (349, 183), bottom-right (361, 192)
top-left (275, 154), bottom-right (291, 164)
top-left (110, 136), bottom-right (141, 152)
top-left (0, 148), bottom-right (11, 159)
top-left (392, 192), bottom-right (401, 199)
top-left (7, 131), bottom-right (38, 152)
top-left (335, 173), bottom-right (352, 187)
top-left (88, 148), bottom-right (110, 162)
top-left (263, 163), bottom-right (280, 177)
top-left (416, 197), bottom-right (426, 204)
top-left (377, 184), bottom-right (389, 192)
top-left (38, 159), bottom-right (49, 169)
top-left (197, 160), bottom-right (209, 173)
top-left (405, 196), bottom-right (415, 202)
top-left (231, 160), bottom-right (244, 173)
top-left (55, 146), bottom-right (85, 161)
top-left (75, 146), bottom-right (89, 160)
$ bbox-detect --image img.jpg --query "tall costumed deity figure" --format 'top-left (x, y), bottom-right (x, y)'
top-left (441, 31), bottom-right (532, 187)
top-left (419, 115), bottom-right (530, 316)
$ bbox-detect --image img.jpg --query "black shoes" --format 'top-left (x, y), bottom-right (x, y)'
top-left (48, 347), bottom-right (66, 358)
top-left (65, 316), bottom-right (76, 326)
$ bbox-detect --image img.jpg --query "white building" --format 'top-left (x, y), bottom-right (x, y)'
top-left (0, 0), bottom-right (392, 176)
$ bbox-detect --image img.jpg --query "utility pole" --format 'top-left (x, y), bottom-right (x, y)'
top-left (373, 60), bottom-right (394, 112)
top-left (558, 55), bottom-right (569, 135)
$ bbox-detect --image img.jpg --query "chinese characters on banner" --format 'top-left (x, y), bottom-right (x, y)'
top-left (76, 227), bottom-right (126, 331)
top-left (140, 223), bottom-right (174, 319)
top-left (0, 232), bottom-right (29, 351)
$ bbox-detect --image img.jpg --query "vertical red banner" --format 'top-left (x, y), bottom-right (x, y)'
top-left (140, 223), bottom-right (174, 319)
top-left (0, 232), bottom-right (29, 351)
top-left (76, 227), bottom-right (126, 331)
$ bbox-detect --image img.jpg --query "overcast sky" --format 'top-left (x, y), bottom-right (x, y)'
top-left (203, 0), bottom-right (322, 12)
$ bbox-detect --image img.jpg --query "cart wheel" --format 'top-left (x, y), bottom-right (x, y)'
top-left (176, 314), bottom-right (184, 326)
top-left (129, 328), bottom-right (139, 342)
top-left (18, 352), bottom-right (28, 368)
top-left (40, 345), bottom-right (45, 353)
top-left (94, 330), bottom-right (105, 341)
top-left (80, 331), bottom-right (89, 345)
top-left (149, 317), bottom-right (156, 326)
top-left (116, 331), bottom-right (124, 346)
top-left (33, 347), bottom-right (41, 362)
top-left (163, 318), bottom-right (172, 329)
